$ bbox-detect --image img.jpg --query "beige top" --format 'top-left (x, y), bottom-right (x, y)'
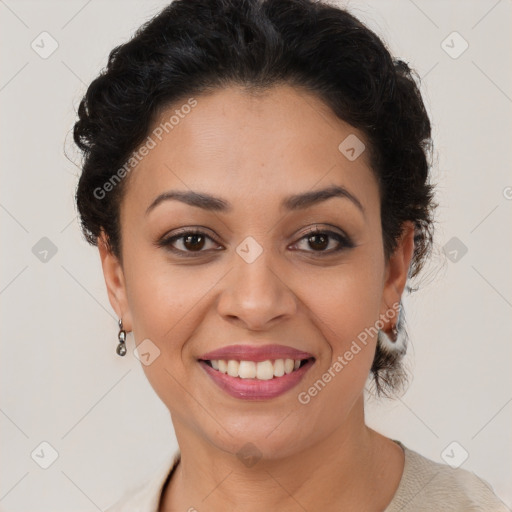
top-left (105, 440), bottom-right (509, 511)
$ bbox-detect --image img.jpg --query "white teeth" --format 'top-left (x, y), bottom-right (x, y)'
top-left (256, 360), bottom-right (274, 380)
top-left (284, 359), bottom-right (294, 374)
top-left (207, 358), bottom-right (307, 379)
top-left (218, 359), bottom-right (228, 373)
top-left (273, 359), bottom-right (285, 377)
top-left (227, 360), bottom-right (239, 377)
top-left (238, 360), bottom-right (256, 379)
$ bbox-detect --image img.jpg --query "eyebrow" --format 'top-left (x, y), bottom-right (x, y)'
top-left (145, 184), bottom-right (365, 216)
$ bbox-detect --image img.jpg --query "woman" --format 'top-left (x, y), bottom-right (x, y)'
top-left (73, 0), bottom-right (508, 510)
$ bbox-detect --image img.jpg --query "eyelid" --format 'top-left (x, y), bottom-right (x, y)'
top-left (297, 224), bottom-right (353, 244)
top-left (164, 226), bottom-right (218, 239)
top-left (156, 224), bottom-right (354, 256)
top-left (291, 226), bottom-right (354, 252)
top-left (300, 224), bottom-right (347, 238)
top-left (155, 227), bottom-right (221, 252)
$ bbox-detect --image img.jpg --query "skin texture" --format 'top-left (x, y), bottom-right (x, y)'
top-left (98, 85), bottom-right (414, 511)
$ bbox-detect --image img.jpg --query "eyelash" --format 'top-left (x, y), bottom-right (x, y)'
top-left (156, 226), bottom-right (354, 258)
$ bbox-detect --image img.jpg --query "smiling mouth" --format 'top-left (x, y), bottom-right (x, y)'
top-left (200, 357), bottom-right (314, 380)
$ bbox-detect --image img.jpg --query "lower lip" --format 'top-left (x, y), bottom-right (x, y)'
top-left (199, 359), bottom-right (315, 400)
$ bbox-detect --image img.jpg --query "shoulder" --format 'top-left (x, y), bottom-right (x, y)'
top-left (105, 451), bottom-right (180, 512)
top-left (385, 441), bottom-right (509, 512)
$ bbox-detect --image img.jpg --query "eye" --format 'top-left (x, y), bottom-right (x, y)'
top-left (156, 225), bottom-right (354, 258)
top-left (291, 226), bottom-right (354, 255)
top-left (156, 228), bottom-right (222, 256)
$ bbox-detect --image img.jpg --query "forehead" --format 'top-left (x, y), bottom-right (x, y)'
top-left (122, 84), bottom-right (378, 216)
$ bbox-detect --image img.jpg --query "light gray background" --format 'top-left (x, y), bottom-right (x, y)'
top-left (1, 0), bottom-right (511, 510)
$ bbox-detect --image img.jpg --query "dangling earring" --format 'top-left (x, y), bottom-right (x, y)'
top-left (116, 318), bottom-right (127, 356)
top-left (377, 303), bottom-right (406, 355)
top-left (377, 324), bottom-right (406, 355)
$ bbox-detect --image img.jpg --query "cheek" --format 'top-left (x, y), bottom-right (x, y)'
top-left (122, 250), bottom-right (224, 397)
top-left (311, 251), bottom-right (383, 336)
top-left (125, 234), bottom-right (384, 349)
top-left (123, 284), bottom-right (198, 413)
top-left (296, 274), bottom-right (382, 416)
top-left (121, 220), bottom-right (385, 415)
top-left (125, 253), bottom-right (217, 349)
top-left (303, 247), bottom-right (384, 389)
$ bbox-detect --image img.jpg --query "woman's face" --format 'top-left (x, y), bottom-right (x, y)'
top-left (99, 84), bottom-right (413, 459)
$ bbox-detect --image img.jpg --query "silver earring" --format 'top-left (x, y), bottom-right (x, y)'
top-left (377, 327), bottom-right (401, 354)
top-left (116, 319), bottom-right (127, 356)
top-left (377, 303), bottom-right (406, 355)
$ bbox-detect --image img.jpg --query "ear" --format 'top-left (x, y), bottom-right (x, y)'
top-left (98, 231), bottom-right (132, 331)
top-left (380, 221), bottom-right (415, 327)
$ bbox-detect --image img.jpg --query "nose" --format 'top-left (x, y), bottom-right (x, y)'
top-left (216, 242), bottom-right (297, 331)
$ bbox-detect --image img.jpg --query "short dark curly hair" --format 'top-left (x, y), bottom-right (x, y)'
top-left (73, 0), bottom-right (436, 398)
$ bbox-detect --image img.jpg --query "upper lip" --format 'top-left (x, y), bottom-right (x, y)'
top-left (199, 344), bottom-right (315, 362)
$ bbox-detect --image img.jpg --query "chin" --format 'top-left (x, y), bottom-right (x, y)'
top-left (203, 414), bottom-right (316, 463)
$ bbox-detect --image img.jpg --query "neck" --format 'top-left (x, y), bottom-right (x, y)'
top-left (161, 395), bottom-right (404, 512)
